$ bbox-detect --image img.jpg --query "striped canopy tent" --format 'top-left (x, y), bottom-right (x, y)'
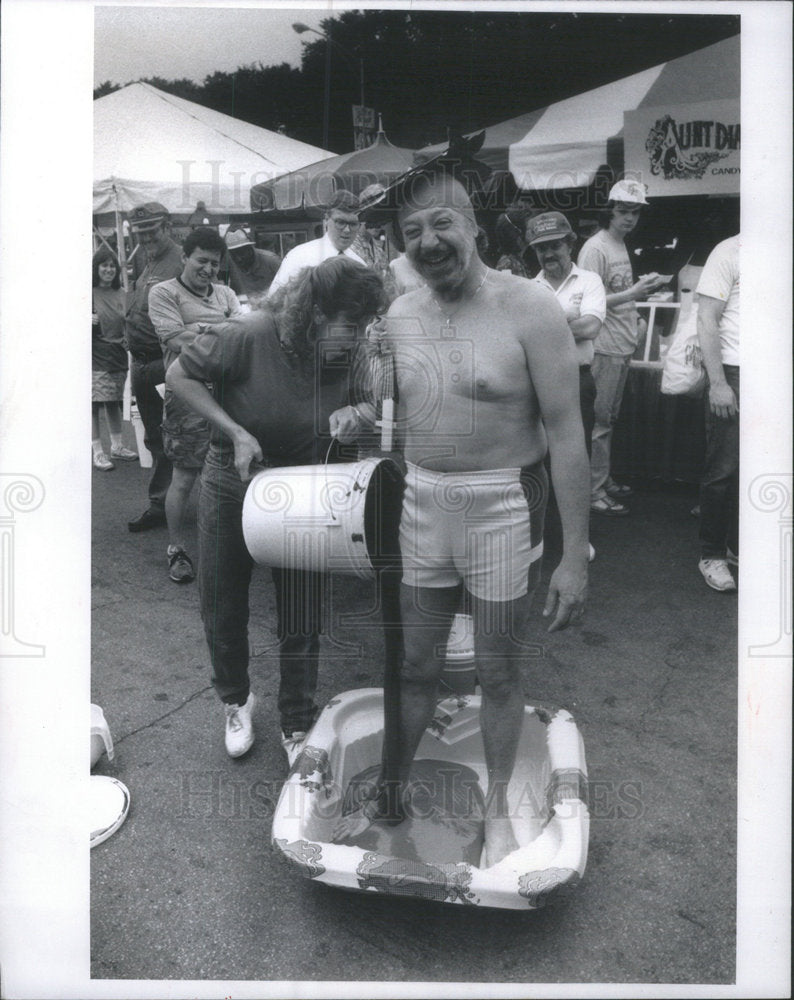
top-left (417, 35), bottom-right (740, 193)
top-left (94, 82), bottom-right (333, 216)
top-left (250, 121), bottom-right (415, 211)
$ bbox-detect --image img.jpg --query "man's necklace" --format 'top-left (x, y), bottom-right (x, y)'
top-left (430, 269), bottom-right (489, 329)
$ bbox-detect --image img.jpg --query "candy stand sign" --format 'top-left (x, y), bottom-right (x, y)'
top-left (624, 98), bottom-right (740, 196)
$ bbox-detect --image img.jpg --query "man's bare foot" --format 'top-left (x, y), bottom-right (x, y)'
top-left (484, 816), bottom-right (520, 867)
top-left (332, 783), bottom-right (404, 843)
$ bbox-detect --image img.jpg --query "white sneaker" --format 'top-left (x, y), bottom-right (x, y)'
top-left (224, 694), bottom-right (255, 757)
top-left (698, 559), bottom-right (736, 592)
top-left (281, 730), bottom-right (308, 768)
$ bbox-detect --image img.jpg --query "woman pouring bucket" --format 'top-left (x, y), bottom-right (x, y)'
top-left (167, 257), bottom-right (389, 762)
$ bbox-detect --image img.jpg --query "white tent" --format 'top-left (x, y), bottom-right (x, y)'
top-left (94, 82), bottom-right (333, 215)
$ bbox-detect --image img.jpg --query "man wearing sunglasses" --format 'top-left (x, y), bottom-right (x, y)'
top-left (267, 190), bottom-right (367, 297)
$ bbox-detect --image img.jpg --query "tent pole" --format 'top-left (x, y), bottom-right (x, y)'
top-left (112, 184), bottom-right (133, 422)
top-left (113, 185), bottom-right (129, 294)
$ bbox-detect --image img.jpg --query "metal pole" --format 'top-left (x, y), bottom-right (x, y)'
top-left (359, 57), bottom-right (365, 109)
top-left (322, 41), bottom-right (331, 149)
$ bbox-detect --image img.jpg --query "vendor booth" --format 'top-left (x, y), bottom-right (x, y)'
top-left (416, 35), bottom-right (739, 485)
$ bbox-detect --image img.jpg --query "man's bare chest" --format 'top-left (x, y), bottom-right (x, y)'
top-left (393, 322), bottom-right (530, 403)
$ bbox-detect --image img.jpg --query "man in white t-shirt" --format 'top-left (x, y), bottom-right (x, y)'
top-left (695, 234), bottom-right (740, 592)
top-left (266, 190), bottom-right (367, 297)
top-left (577, 180), bottom-right (666, 515)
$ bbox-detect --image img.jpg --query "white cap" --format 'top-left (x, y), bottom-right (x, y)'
top-left (608, 179), bottom-right (649, 205)
top-left (225, 229), bottom-right (255, 250)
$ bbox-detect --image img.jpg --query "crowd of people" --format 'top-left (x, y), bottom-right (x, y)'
top-left (92, 170), bottom-right (740, 864)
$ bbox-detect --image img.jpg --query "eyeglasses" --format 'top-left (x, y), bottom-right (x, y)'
top-left (330, 217), bottom-right (360, 232)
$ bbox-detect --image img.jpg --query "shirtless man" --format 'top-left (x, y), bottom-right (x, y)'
top-left (334, 172), bottom-right (590, 865)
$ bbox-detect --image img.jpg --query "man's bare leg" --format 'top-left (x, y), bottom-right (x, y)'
top-left (332, 584), bottom-right (459, 842)
top-left (471, 592), bottom-right (532, 866)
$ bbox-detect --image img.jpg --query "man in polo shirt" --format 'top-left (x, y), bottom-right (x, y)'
top-left (529, 211), bottom-right (606, 459)
top-left (125, 202), bottom-right (183, 532)
top-left (577, 180), bottom-right (666, 516)
top-left (148, 227), bottom-right (241, 583)
top-left (530, 211), bottom-right (606, 563)
top-left (266, 190), bottom-right (366, 297)
top-left (222, 228), bottom-right (281, 307)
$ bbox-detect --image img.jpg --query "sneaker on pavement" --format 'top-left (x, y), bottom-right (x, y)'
top-left (606, 482), bottom-right (634, 499)
top-left (698, 558), bottom-right (736, 592)
top-left (93, 451), bottom-right (114, 471)
top-left (281, 730), bottom-right (308, 768)
top-left (128, 508), bottom-right (166, 532)
top-left (110, 445), bottom-right (139, 461)
top-left (168, 546), bottom-right (195, 583)
top-left (590, 495), bottom-right (629, 517)
top-left (224, 695), bottom-right (256, 758)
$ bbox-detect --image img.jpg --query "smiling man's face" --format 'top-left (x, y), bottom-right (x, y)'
top-left (398, 175), bottom-right (478, 295)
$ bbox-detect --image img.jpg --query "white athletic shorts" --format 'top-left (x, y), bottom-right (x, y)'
top-left (400, 461), bottom-right (547, 601)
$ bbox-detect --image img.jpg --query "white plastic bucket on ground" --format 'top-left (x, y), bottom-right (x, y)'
top-left (242, 457), bottom-right (404, 578)
top-left (90, 703), bottom-right (115, 768)
top-left (442, 613), bottom-right (477, 695)
top-left (129, 404), bottom-right (152, 468)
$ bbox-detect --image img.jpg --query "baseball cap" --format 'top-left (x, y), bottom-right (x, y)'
top-left (128, 202), bottom-right (170, 231)
top-left (224, 229), bottom-right (255, 250)
top-left (526, 211), bottom-right (574, 245)
top-left (608, 179), bottom-right (649, 206)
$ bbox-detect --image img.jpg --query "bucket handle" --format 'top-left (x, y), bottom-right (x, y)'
top-left (323, 438), bottom-right (340, 522)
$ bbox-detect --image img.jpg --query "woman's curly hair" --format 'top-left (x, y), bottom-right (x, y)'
top-left (268, 256), bottom-right (387, 368)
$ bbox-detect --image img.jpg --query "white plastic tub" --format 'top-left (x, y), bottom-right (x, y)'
top-left (272, 688), bottom-right (589, 909)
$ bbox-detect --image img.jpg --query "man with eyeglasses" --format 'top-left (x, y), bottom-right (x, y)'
top-left (125, 202), bottom-right (183, 532)
top-left (266, 190), bottom-right (367, 297)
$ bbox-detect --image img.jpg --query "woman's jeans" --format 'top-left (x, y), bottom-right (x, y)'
top-left (198, 448), bottom-right (322, 733)
top-left (699, 365), bottom-right (740, 559)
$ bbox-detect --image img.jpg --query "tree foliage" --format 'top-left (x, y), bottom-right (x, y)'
top-left (94, 10), bottom-right (739, 153)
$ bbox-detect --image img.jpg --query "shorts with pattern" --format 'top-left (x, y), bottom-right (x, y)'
top-left (400, 461), bottom-right (547, 601)
top-left (92, 369), bottom-right (127, 403)
top-left (161, 390), bottom-right (210, 469)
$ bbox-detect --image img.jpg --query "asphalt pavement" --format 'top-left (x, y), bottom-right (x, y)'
top-left (90, 444), bottom-right (737, 989)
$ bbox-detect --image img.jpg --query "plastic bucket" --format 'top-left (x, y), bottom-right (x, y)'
top-left (90, 703), bottom-right (115, 768)
top-left (129, 405), bottom-right (152, 468)
top-left (242, 457), bottom-right (404, 578)
top-left (441, 613), bottom-right (477, 695)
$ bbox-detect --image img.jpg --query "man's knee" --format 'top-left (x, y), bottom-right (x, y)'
top-left (477, 659), bottom-right (522, 700)
top-left (400, 647), bottom-right (444, 692)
